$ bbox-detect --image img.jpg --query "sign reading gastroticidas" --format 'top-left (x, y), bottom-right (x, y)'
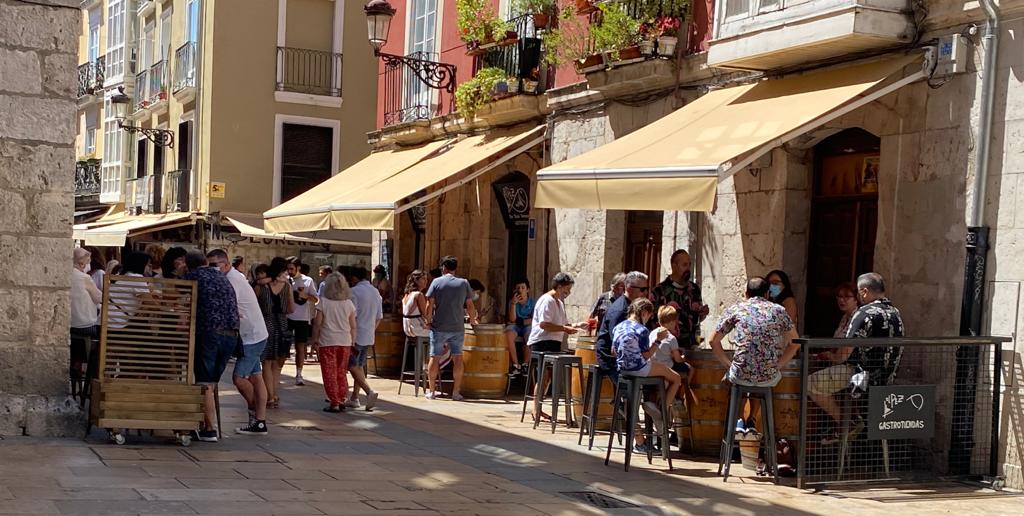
top-left (867, 385), bottom-right (936, 440)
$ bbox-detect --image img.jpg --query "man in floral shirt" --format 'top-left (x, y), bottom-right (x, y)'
top-left (183, 251), bottom-right (239, 442)
top-left (652, 249), bottom-right (709, 348)
top-left (709, 277), bottom-right (800, 387)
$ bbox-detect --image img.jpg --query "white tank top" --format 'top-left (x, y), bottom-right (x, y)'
top-left (402, 292), bottom-right (430, 338)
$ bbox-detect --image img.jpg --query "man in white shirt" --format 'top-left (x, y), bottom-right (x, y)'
top-left (286, 256), bottom-right (318, 386)
top-left (71, 248), bottom-right (102, 383)
top-left (207, 250), bottom-right (271, 435)
top-left (348, 267), bottom-right (383, 410)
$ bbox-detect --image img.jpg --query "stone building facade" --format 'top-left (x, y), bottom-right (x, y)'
top-left (0, 0), bottom-right (81, 436)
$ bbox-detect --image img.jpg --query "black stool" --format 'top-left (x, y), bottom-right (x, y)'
top-left (717, 384), bottom-right (778, 483)
top-left (577, 364), bottom-right (615, 450)
top-left (534, 354), bottom-right (584, 433)
top-left (503, 337), bottom-right (528, 400)
top-left (398, 336), bottom-right (428, 397)
top-left (519, 352), bottom-right (547, 423)
top-left (604, 375), bottom-right (673, 472)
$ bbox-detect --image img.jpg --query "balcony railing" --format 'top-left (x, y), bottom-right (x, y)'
top-left (74, 159), bottom-right (101, 196)
top-left (134, 69), bottom-right (149, 111)
top-left (173, 42), bottom-right (196, 92)
top-left (149, 60), bottom-right (168, 105)
top-left (381, 51), bottom-right (455, 127)
top-left (163, 169), bottom-right (190, 213)
top-left (77, 56), bottom-right (105, 97)
top-left (275, 47), bottom-right (342, 97)
top-left (126, 174), bottom-right (162, 215)
top-left (473, 14), bottom-right (545, 94)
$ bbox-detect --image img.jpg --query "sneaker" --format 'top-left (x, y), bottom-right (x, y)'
top-left (236, 420), bottom-right (268, 435)
top-left (345, 398), bottom-right (362, 409)
top-left (197, 429), bottom-right (218, 443)
top-left (735, 418), bottom-right (746, 432)
top-left (425, 391), bottom-right (439, 400)
top-left (508, 365), bottom-right (520, 378)
top-left (365, 391), bottom-right (379, 411)
top-left (633, 442), bottom-right (652, 454)
top-left (452, 393), bottom-right (465, 402)
top-left (295, 374), bottom-right (304, 386)
top-left (247, 410), bottom-right (256, 427)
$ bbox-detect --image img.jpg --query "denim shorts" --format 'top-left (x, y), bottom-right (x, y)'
top-left (234, 339), bottom-right (267, 378)
top-left (349, 344), bottom-right (370, 368)
top-left (195, 331), bottom-right (238, 385)
top-left (430, 330), bottom-right (465, 356)
top-left (504, 324), bottom-right (531, 340)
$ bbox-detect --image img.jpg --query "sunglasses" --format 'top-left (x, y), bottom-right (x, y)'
top-left (629, 285), bottom-right (649, 293)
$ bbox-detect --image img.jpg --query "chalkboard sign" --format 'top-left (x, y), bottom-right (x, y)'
top-left (867, 385), bottom-right (936, 440)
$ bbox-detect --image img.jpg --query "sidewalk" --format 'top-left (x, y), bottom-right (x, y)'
top-left (0, 361), bottom-right (1019, 515)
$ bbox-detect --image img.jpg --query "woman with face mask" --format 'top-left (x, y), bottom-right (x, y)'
top-left (766, 269), bottom-right (798, 331)
top-left (526, 272), bottom-right (584, 422)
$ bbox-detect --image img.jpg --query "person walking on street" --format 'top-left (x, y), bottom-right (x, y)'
top-left (184, 251), bottom-right (239, 443)
top-left (527, 272), bottom-right (581, 422)
top-left (286, 256), bottom-right (318, 386)
top-left (311, 272), bottom-right (358, 413)
top-left (596, 271), bottom-right (650, 379)
top-left (348, 267), bottom-right (383, 410)
top-left (425, 256), bottom-right (478, 401)
top-left (254, 259), bottom-right (294, 409)
top-left (207, 250), bottom-right (270, 435)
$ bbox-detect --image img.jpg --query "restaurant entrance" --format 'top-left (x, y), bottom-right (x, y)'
top-left (804, 128), bottom-right (880, 337)
top-left (625, 211), bottom-right (663, 284)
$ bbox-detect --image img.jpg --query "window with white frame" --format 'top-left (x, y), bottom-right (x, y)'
top-left (84, 109), bottom-right (98, 155)
top-left (159, 7), bottom-right (172, 62)
top-left (142, 20), bottom-right (155, 69)
top-left (722, 0), bottom-right (785, 20)
top-left (186, 0), bottom-right (199, 43)
top-left (101, 98), bottom-right (124, 201)
top-left (106, 0), bottom-right (126, 80)
top-left (88, 9), bottom-right (101, 62)
top-left (404, 0), bottom-right (438, 118)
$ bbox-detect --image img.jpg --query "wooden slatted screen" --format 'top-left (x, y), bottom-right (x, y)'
top-left (98, 275), bottom-right (198, 384)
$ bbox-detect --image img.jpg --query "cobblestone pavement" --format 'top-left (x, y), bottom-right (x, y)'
top-left (1, 362), bottom-right (1020, 515)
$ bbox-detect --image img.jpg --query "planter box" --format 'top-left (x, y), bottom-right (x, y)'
top-left (609, 46), bottom-right (645, 67)
top-left (574, 54), bottom-right (605, 74)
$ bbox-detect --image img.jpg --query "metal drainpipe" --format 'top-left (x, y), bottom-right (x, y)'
top-left (192, 0), bottom-right (205, 220)
top-left (952, 0), bottom-right (1000, 477)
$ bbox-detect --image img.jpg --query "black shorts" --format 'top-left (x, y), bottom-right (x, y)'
top-left (288, 319), bottom-right (311, 344)
top-left (672, 361), bottom-right (691, 375)
top-left (529, 340), bottom-right (562, 353)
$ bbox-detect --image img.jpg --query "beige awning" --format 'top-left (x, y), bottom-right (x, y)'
top-left (535, 54), bottom-right (924, 211)
top-left (223, 214), bottom-right (372, 248)
top-left (83, 212), bottom-right (195, 247)
top-left (264, 124), bottom-right (546, 232)
top-left (73, 205), bottom-right (129, 240)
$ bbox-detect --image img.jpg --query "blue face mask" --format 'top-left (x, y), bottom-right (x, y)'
top-left (769, 284), bottom-right (783, 299)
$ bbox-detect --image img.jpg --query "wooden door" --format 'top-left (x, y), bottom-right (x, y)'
top-left (625, 211), bottom-right (663, 283)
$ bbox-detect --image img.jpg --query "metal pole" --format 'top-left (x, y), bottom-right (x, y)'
top-left (990, 340), bottom-right (1002, 478)
top-left (797, 341), bottom-right (809, 489)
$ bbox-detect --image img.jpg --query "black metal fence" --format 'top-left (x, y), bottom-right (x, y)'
top-left (794, 337), bottom-right (1009, 487)
top-left (473, 14), bottom-right (544, 94)
top-left (77, 56), bottom-right (105, 97)
top-left (275, 46), bottom-right (342, 97)
top-left (75, 160), bottom-right (101, 196)
top-left (381, 51), bottom-right (452, 126)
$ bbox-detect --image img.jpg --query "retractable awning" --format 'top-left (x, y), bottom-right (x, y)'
top-left (83, 212), bottom-right (195, 247)
top-left (223, 214), bottom-right (372, 248)
top-left (264, 124), bottom-right (546, 233)
top-left (535, 54), bottom-right (925, 211)
top-left (72, 204), bottom-right (130, 240)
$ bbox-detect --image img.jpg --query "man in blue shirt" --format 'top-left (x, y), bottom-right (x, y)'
top-left (348, 267), bottom-right (383, 410)
top-left (425, 256), bottom-right (478, 401)
top-left (595, 271), bottom-right (650, 380)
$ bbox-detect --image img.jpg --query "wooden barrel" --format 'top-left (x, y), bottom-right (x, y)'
top-left (571, 337), bottom-right (614, 430)
top-left (371, 315), bottom-right (403, 378)
top-left (688, 349), bottom-right (803, 454)
top-left (462, 324), bottom-right (509, 399)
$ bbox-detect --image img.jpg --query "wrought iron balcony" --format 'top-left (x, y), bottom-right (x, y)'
top-left (275, 47), bottom-right (342, 97)
top-left (134, 69), bottom-right (149, 112)
top-left (381, 51), bottom-right (455, 127)
top-left (74, 159), bottom-right (101, 197)
top-left (473, 14), bottom-right (545, 95)
top-left (126, 174), bottom-right (162, 215)
top-left (173, 42), bottom-right (196, 92)
top-left (77, 56), bottom-right (105, 98)
top-left (163, 169), bottom-right (190, 213)
top-left (148, 60), bottom-right (168, 106)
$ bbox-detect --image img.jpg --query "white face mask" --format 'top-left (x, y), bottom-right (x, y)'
top-left (472, 292), bottom-right (480, 302)
top-left (83, 263), bottom-right (91, 273)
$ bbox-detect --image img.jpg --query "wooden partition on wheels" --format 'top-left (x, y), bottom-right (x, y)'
top-left (88, 275), bottom-right (204, 446)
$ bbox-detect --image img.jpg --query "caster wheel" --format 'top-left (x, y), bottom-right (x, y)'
top-left (110, 432), bottom-right (126, 445)
top-left (177, 434), bottom-right (191, 447)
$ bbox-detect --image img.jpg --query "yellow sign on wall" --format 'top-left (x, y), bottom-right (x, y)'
top-left (210, 182), bottom-right (226, 199)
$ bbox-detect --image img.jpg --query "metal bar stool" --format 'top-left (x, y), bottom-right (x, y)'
top-left (577, 364), bottom-right (615, 450)
top-left (398, 336), bottom-right (428, 397)
top-left (534, 354), bottom-right (585, 433)
top-left (503, 337), bottom-right (527, 400)
top-left (604, 374), bottom-right (674, 472)
top-left (718, 384), bottom-right (778, 483)
top-left (519, 352), bottom-right (547, 423)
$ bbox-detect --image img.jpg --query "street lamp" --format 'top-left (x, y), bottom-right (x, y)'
top-left (363, 0), bottom-right (457, 113)
top-left (110, 87), bottom-right (174, 148)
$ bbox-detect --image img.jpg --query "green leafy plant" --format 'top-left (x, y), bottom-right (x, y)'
top-left (540, 4), bottom-right (592, 66)
top-left (457, 0), bottom-right (513, 44)
top-left (513, 0), bottom-right (555, 15)
top-left (455, 67), bottom-right (507, 118)
top-left (591, 2), bottom-right (641, 58)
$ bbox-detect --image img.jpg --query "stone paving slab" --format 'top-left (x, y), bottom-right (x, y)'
top-left (2, 361), bottom-right (1022, 515)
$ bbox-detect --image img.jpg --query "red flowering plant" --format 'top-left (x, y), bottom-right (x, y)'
top-left (654, 16), bottom-right (681, 38)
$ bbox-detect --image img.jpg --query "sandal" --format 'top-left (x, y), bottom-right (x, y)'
top-left (322, 406), bottom-right (344, 413)
top-left (267, 396), bottom-right (280, 409)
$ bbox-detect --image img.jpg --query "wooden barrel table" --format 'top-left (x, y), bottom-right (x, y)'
top-left (371, 315), bottom-right (403, 378)
top-left (687, 349), bottom-right (803, 455)
top-left (462, 324), bottom-right (509, 399)
top-left (571, 337), bottom-right (614, 430)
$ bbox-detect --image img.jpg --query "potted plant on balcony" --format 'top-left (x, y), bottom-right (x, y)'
top-left (654, 15), bottom-right (682, 57)
top-left (522, 67), bottom-right (540, 94)
top-left (541, 5), bottom-right (605, 74)
top-left (459, 0), bottom-right (516, 54)
top-left (507, 75), bottom-right (521, 95)
top-left (591, 2), bottom-right (642, 67)
top-left (455, 67), bottom-right (506, 119)
top-left (574, 0), bottom-right (597, 15)
top-left (513, 0), bottom-right (556, 30)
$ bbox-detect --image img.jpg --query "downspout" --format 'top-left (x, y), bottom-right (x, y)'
top-left (192, 0), bottom-right (206, 222)
top-left (952, 0), bottom-right (999, 477)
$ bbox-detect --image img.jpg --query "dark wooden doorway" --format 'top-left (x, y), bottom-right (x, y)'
top-left (805, 128), bottom-right (880, 337)
top-left (624, 211), bottom-right (663, 283)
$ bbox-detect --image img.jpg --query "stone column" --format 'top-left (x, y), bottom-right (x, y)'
top-left (0, 0), bottom-right (81, 436)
